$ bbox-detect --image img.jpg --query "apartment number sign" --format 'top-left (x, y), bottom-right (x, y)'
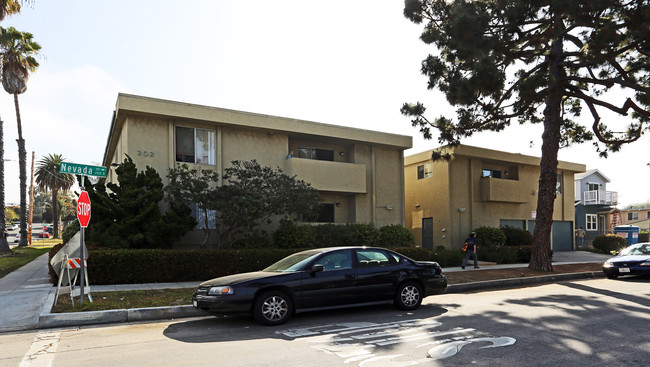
top-left (137, 150), bottom-right (155, 158)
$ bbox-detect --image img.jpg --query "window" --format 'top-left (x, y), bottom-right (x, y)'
top-left (586, 214), bottom-right (597, 231)
top-left (556, 173), bottom-right (563, 195)
top-left (175, 126), bottom-right (216, 165)
top-left (482, 169), bottom-right (502, 178)
top-left (298, 147), bottom-right (334, 161)
top-left (628, 212), bottom-right (638, 221)
top-left (191, 203), bottom-right (216, 230)
top-left (417, 163), bottom-right (432, 179)
top-left (356, 249), bottom-right (392, 268)
top-left (587, 183), bottom-right (599, 191)
top-left (315, 203), bottom-right (335, 223)
top-left (318, 251), bottom-right (352, 271)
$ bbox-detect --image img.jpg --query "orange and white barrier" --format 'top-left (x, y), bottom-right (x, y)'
top-left (66, 258), bottom-right (87, 269)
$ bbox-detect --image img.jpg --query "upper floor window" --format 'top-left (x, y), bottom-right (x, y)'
top-left (482, 169), bottom-right (502, 178)
top-left (628, 212), bottom-right (638, 221)
top-left (417, 163), bottom-right (432, 179)
top-left (587, 182), bottom-right (599, 191)
top-left (298, 147), bottom-right (334, 161)
top-left (175, 126), bottom-right (216, 165)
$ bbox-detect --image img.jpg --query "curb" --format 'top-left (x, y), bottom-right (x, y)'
top-left (35, 271), bottom-right (606, 330)
top-left (446, 271), bottom-right (606, 293)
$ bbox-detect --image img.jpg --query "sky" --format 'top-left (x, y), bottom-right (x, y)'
top-left (1, 1), bottom-right (648, 208)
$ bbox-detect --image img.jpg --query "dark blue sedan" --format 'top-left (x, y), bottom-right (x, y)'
top-left (192, 246), bottom-right (448, 325)
top-left (602, 242), bottom-right (650, 279)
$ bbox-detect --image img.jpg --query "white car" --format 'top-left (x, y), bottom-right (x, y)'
top-left (13, 232), bottom-right (20, 243)
top-left (9, 223), bottom-right (18, 230)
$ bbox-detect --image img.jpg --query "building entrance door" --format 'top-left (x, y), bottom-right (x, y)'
top-left (422, 218), bottom-right (434, 250)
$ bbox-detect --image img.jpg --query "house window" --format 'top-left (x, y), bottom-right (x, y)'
top-left (628, 212), bottom-right (638, 221)
top-left (191, 203), bottom-right (216, 229)
top-left (587, 182), bottom-right (599, 191)
top-left (316, 203), bottom-right (335, 223)
top-left (298, 147), bottom-right (334, 161)
top-left (556, 173), bottom-right (563, 195)
top-left (482, 169), bottom-right (502, 178)
top-left (175, 126), bottom-right (216, 165)
top-left (586, 214), bottom-right (597, 231)
top-left (417, 163), bottom-right (432, 179)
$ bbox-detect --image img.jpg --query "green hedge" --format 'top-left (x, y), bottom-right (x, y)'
top-left (639, 231), bottom-right (649, 243)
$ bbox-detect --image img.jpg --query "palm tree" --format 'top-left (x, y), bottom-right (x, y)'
top-left (0, 26), bottom-right (40, 246)
top-left (35, 154), bottom-right (74, 239)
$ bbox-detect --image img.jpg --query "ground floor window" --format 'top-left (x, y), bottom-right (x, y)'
top-left (191, 203), bottom-right (216, 229)
top-left (586, 214), bottom-right (597, 231)
top-left (316, 203), bottom-right (335, 223)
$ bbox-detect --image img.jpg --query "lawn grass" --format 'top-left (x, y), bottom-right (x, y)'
top-left (0, 245), bottom-right (53, 279)
top-left (51, 288), bottom-right (196, 313)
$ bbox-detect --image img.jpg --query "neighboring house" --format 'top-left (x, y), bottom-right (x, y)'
top-left (574, 169), bottom-right (618, 245)
top-left (618, 208), bottom-right (650, 226)
top-left (404, 145), bottom-right (585, 251)
top-left (101, 93), bottom-right (412, 247)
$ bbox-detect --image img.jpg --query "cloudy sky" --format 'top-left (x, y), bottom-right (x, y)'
top-left (1, 1), bottom-right (648, 208)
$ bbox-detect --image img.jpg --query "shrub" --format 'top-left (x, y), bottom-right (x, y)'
top-left (272, 223), bottom-right (316, 249)
top-left (61, 220), bottom-right (80, 244)
top-left (592, 234), bottom-right (627, 254)
top-left (474, 226), bottom-right (506, 249)
top-left (376, 225), bottom-right (415, 248)
top-left (231, 233), bottom-right (273, 249)
top-left (501, 226), bottom-right (533, 247)
top-left (639, 231), bottom-right (649, 243)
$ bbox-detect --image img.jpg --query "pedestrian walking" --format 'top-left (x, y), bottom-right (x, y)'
top-left (575, 227), bottom-right (586, 248)
top-left (461, 232), bottom-right (479, 269)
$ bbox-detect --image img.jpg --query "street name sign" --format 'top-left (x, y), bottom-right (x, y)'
top-left (59, 162), bottom-right (107, 177)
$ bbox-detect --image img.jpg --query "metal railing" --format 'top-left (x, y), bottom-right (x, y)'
top-left (583, 190), bottom-right (618, 205)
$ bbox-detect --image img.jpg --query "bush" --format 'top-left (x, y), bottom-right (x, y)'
top-left (376, 225), bottom-right (415, 248)
top-left (231, 233), bottom-right (273, 249)
top-left (639, 231), bottom-right (649, 243)
top-left (474, 226), bottom-right (506, 249)
top-left (61, 221), bottom-right (80, 244)
top-left (592, 234), bottom-right (627, 254)
top-left (500, 226), bottom-right (533, 247)
top-left (272, 223), bottom-right (316, 249)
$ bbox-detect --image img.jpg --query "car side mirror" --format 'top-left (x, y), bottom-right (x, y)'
top-left (312, 264), bottom-right (324, 273)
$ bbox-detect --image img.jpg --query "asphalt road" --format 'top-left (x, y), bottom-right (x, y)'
top-left (1, 277), bottom-right (648, 367)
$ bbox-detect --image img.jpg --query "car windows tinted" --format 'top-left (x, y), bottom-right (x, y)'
top-left (357, 250), bottom-right (392, 268)
top-left (264, 251), bottom-right (321, 272)
top-left (621, 244), bottom-right (650, 256)
top-left (318, 251), bottom-right (353, 271)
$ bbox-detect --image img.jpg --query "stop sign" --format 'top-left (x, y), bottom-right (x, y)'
top-left (77, 191), bottom-right (91, 228)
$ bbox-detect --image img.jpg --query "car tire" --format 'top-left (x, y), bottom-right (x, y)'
top-left (253, 290), bottom-right (293, 326)
top-left (606, 273), bottom-right (618, 279)
top-left (395, 281), bottom-right (423, 311)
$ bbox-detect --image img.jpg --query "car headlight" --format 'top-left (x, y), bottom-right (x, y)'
top-left (603, 261), bottom-right (613, 268)
top-left (640, 261), bottom-right (650, 267)
top-left (207, 286), bottom-right (234, 296)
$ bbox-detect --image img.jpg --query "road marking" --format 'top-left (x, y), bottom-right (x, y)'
top-left (19, 332), bottom-right (61, 367)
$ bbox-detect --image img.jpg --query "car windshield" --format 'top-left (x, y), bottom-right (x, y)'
top-left (619, 244), bottom-right (650, 256)
top-left (263, 250), bottom-right (322, 272)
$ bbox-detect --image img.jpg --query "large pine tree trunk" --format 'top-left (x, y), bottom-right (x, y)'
top-left (529, 23), bottom-right (566, 271)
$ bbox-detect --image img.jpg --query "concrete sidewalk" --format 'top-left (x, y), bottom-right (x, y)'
top-left (0, 250), bottom-right (611, 333)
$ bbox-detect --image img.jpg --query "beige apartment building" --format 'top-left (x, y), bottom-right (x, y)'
top-left (101, 94), bottom-right (412, 246)
top-left (405, 145), bottom-right (586, 251)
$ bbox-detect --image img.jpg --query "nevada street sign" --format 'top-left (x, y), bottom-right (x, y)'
top-left (59, 162), bottom-right (107, 177)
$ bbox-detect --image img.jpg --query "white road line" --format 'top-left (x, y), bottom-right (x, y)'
top-left (19, 332), bottom-right (61, 367)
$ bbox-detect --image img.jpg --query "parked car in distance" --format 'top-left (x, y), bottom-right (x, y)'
top-left (602, 242), bottom-right (650, 279)
top-left (13, 233), bottom-right (20, 243)
top-left (9, 223), bottom-right (19, 231)
top-left (38, 231), bottom-right (50, 238)
top-left (193, 246), bottom-right (448, 325)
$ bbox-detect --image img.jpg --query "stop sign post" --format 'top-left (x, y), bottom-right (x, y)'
top-left (77, 190), bottom-right (91, 305)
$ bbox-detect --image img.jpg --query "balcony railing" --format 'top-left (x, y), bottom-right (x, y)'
top-left (583, 190), bottom-right (618, 205)
top-left (285, 157), bottom-right (367, 193)
top-left (479, 177), bottom-right (528, 203)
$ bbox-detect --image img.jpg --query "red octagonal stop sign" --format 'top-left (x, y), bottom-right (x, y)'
top-left (77, 190), bottom-right (91, 228)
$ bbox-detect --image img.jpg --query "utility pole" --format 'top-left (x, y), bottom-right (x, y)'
top-left (28, 151), bottom-right (34, 245)
top-left (0, 117), bottom-right (10, 252)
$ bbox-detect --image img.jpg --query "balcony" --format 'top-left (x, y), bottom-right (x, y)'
top-left (479, 177), bottom-right (528, 203)
top-left (583, 190), bottom-right (618, 205)
top-left (285, 157), bottom-right (367, 193)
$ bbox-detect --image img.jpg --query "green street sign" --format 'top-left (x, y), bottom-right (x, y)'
top-left (59, 162), bottom-right (107, 177)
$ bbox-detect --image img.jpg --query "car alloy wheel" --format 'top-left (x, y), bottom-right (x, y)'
top-left (395, 281), bottom-right (422, 311)
top-left (253, 290), bottom-right (293, 325)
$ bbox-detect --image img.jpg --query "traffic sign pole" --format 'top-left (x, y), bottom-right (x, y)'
top-left (77, 187), bottom-right (92, 306)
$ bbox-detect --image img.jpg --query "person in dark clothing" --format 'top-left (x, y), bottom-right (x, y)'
top-left (461, 232), bottom-right (479, 269)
